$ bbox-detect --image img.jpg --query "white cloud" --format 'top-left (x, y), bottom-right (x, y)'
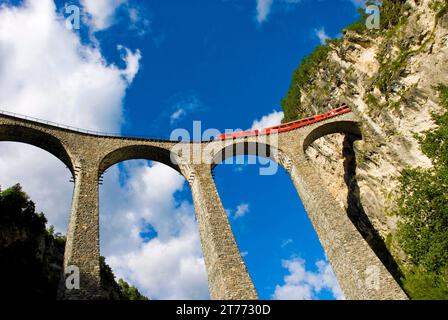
top-left (80, 0), bottom-right (127, 31)
top-left (0, 0), bottom-right (140, 130)
top-left (281, 239), bottom-right (294, 248)
top-left (0, 0), bottom-right (140, 231)
top-left (250, 110), bottom-right (284, 130)
top-left (81, 0), bottom-right (151, 35)
top-left (234, 203), bottom-right (250, 220)
top-left (314, 27), bottom-right (330, 45)
top-left (169, 94), bottom-right (204, 125)
top-left (127, 5), bottom-right (151, 37)
top-left (256, 0), bottom-right (274, 24)
top-left (272, 258), bottom-right (345, 300)
top-left (118, 45), bottom-right (142, 83)
top-left (226, 203), bottom-right (250, 220)
top-left (170, 108), bottom-right (186, 125)
top-left (255, 0), bottom-right (302, 24)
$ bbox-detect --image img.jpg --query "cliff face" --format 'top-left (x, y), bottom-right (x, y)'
top-left (283, 0), bottom-right (448, 278)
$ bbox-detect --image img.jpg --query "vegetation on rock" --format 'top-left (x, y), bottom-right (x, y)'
top-left (393, 85), bottom-right (448, 299)
top-left (281, 0), bottom-right (410, 122)
top-left (0, 184), bottom-right (148, 300)
top-left (281, 45), bottom-right (332, 122)
top-left (432, 0), bottom-right (448, 20)
top-left (0, 184), bottom-right (65, 299)
top-left (118, 279), bottom-right (149, 300)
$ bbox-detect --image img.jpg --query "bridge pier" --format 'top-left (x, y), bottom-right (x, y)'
top-left (61, 166), bottom-right (103, 299)
top-left (286, 155), bottom-right (408, 300)
top-left (189, 164), bottom-right (258, 300)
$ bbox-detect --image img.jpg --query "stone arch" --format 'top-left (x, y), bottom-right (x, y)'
top-left (302, 120), bottom-right (362, 152)
top-left (98, 144), bottom-right (181, 175)
top-left (209, 143), bottom-right (340, 299)
top-left (0, 124), bottom-right (75, 174)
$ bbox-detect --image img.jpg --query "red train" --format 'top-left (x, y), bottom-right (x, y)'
top-left (216, 104), bottom-right (351, 140)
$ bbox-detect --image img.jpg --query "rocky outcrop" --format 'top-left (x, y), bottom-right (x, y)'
top-left (285, 0), bottom-right (448, 280)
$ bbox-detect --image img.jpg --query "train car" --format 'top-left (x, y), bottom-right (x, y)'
top-left (216, 104), bottom-right (350, 140)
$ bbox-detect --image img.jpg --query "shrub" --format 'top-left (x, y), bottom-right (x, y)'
top-left (394, 84), bottom-right (448, 299)
top-left (281, 45), bottom-right (332, 122)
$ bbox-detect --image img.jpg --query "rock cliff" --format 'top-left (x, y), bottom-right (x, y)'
top-left (281, 0), bottom-right (448, 282)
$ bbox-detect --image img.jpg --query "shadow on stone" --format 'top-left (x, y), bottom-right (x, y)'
top-left (342, 134), bottom-right (405, 285)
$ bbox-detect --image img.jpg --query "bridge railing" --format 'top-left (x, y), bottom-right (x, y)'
top-left (0, 107), bottom-right (352, 143)
top-left (0, 109), bottom-right (179, 142)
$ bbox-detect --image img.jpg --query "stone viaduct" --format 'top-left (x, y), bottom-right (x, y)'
top-left (0, 109), bottom-right (408, 300)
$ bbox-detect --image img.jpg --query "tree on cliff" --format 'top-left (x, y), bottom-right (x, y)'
top-left (394, 84), bottom-right (448, 299)
top-left (0, 184), bottom-right (148, 300)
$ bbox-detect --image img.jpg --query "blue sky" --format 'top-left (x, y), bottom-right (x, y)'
top-left (0, 0), bottom-right (363, 300)
top-left (93, 0), bottom-right (360, 137)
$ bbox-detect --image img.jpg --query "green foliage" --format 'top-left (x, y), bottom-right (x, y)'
top-left (100, 255), bottom-right (124, 300)
top-left (437, 4), bottom-right (448, 19)
top-left (344, 0), bottom-right (407, 34)
top-left (100, 256), bottom-right (149, 300)
top-left (326, 37), bottom-right (343, 47)
top-left (365, 93), bottom-right (381, 109)
top-left (0, 184), bottom-right (64, 299)
top-left (374, 49), bottom-right (411, 93)
top-left (432, 0), bottom-right (448, 20)
top-left (118, 279), bottom-right (149, 300)
top-left (396, 169), bottom-right (448, 271)
top-left (435, 83), bottom-right (448, 108)
top-left (373, 1), bottom-right (440, 95)
top-left (281, 0), bottom-right (409, 122)
top-left (380, 0), bottom-right (407, 30)
top-left (394, 84), bottom-right (448, 299)
top-left (402, 267), bottom-right (448, 300)
top-left (281, 45), bottom-right (332, 122)
top-left (420, 84), bottom-right (448, 168)
top-left (47, 225), bottom-right (55, 236)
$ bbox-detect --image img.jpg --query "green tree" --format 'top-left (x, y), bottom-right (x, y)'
top-left (281, 45), bottom-right (332, 122)
top-left (394, 84), bottom-right (448, 299)
top-left (0, 184), bottom-right (64, 299)
top-left (118, 279), bottom-right (149, 300)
